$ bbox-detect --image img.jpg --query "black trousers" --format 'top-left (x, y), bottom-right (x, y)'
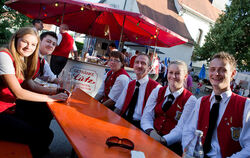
top-left (50, 55), bottom-right (68, 76)
top-left (0, 101), bottom-right (53, 158)
top-left (167, 142), bottom-right (183, 156)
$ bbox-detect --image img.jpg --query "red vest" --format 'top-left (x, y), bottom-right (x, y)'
top-left (52, 32), bottom-right (74, 58)
top-left (197, 93), bottom-right (246, 158)
top-left (120, 78), bottom-right (159, 116)
top-left (154, 87), bottom-right (192, 136)
top-left (103, 68), bottom-right (130, 102)
top-left (0, 51), bottom-right (23, 113)
top-left (32, 57), bottom-right (45, 79)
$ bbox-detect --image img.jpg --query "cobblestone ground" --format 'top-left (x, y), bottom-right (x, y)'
top-left (42, 119), bottom-right (72, 158)
top-left (191, 81), bottom-right (211, 99)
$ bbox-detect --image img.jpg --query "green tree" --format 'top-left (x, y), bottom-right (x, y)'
top-left (192, 0), bottom-right (250, 71)
top-left (0, 0), bottom-right (31, 46)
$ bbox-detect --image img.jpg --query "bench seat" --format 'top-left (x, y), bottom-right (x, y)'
top-left (0, 141), bottom-right (32, 158)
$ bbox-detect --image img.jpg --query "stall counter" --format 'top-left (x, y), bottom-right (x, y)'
top-left (62, 59), bottom-right (136, 97)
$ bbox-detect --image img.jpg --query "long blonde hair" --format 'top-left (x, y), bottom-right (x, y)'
top-left (5, 27), bottom-right (40, 80)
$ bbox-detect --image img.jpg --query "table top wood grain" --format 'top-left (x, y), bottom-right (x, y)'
top-left (47, 88), bottom-right (180, 158)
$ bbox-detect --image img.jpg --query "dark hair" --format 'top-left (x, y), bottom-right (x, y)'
top-left (32, 19), bottom-right (42, 25)
top-left (40, 31), bottom-right (58, 41)
top-left (136, 53), bottom-right (152, 66)
top-left (110, 51), bottom-right (125, 68)
top-left (122, 49), bottom-right (126, 53)
top-left (109, 43), bottom-right (116, 48)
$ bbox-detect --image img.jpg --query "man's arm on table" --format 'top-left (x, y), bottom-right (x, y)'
top-left (22, 79), bottom-right (57, 95)
top-left (141, 87), bottom-right (163, 142)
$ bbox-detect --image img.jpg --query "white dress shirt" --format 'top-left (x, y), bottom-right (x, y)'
top-left (182, 90), bottom-right (250, 158)
top-left (115, 75), bottom-right (161, 121)
top-left (141, 86), bottom-right (197, 145)
top-left (97, 72), bottom-right (130, 102)
top-left (37, 53), bottom-right (57, 82)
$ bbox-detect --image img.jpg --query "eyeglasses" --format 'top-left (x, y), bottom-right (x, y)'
top-left (108, 59), bottom-right (121, 63)
top-left (106, 136), bottom-right (134, 150)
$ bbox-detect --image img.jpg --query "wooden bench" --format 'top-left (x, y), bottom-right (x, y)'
top-left (0, 141), bottom-right (32, 158)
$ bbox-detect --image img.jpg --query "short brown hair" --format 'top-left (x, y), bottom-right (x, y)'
top-left (110, 51), bottom-right (125, 68)
top-left (136, 53), bottom-right (152, 66)
top-left (211, 52), bottom-right (236, 69)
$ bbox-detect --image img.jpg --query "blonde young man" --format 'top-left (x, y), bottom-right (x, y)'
top-left (182, 52), bottom-right (250, 158)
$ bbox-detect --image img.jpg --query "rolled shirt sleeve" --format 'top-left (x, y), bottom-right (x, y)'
top-left (140, 87), bottom-right (161, 131)
top-left (108, 74), bottom-right (130, 102)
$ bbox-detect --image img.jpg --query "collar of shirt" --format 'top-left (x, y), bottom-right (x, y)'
top-left (210, 90), bottom-right (232, 104)
top-left (137, 75), bottom-right (149, 86)
top-left (38, 52), bottom-right (44, 59)
top-left (165, 86), bottom-right (184, 99)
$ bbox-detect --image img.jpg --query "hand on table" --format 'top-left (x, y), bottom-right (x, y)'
top-left (149, 129), bottom-right (162, 142)
top-left (149, 129), bottom-right (168, 146)
top-left (49, 92), bottom-right (69, 102)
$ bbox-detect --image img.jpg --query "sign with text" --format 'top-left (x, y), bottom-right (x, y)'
top-left (70, 66), bottom-right (97, 94)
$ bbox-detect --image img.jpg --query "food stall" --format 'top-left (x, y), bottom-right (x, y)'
top-left (61, 59), bottom-right (136, 97)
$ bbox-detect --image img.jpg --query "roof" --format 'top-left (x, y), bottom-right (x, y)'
top-left (178, 0), bottom-right (222, 21)
top-left (136, 0), bottom-right (194, 44)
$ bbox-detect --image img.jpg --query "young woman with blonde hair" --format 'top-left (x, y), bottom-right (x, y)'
top-left (0, 27), bottom-right (68, 157)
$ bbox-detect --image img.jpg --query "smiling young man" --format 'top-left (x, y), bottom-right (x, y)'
top-left (32, 31), bottom-right (60, 84)
top-left (140, 60), bottom-right (197, 155)
top-left (114, 54), bottom-right (160, 128)
top-left (182, 52), bottom-right (250, 158)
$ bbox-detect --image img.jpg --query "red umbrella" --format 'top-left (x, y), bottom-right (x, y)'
top-left (5, 0), bottom-right (187, 47)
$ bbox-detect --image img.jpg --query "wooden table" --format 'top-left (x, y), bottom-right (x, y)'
top-left (47, 88), bottom-right (180, 158)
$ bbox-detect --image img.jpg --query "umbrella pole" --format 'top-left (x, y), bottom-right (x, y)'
top-left (118, 15), bottom-right (126, 51)
top-left (153, 38), bottom-right (158, 55)
top-left (61, 3), bottom-right (66, 24)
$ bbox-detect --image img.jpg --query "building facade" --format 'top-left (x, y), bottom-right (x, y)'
top-left (95, 0), bottom-right (224, 66)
